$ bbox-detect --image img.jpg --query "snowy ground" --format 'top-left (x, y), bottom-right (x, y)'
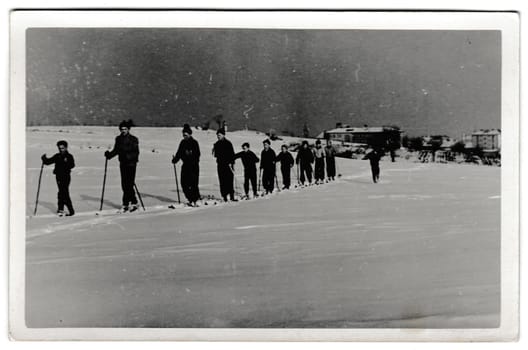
top-left (25, 126), bottom-right (500, 328)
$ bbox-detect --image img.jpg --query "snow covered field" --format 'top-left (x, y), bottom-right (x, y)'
top-left (25, 126), bottom-right (500, 328)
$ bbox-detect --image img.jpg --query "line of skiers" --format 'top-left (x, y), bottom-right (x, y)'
top-left (38, 120), bottom-right (382, 215)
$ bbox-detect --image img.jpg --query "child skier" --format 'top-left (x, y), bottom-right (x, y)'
top-left (212, 127), bottom-right (236, 202)
top-left (234, 142), bottom-right (260, 199)
top-left (313, 139), bottom-right (325, 184)
top-left (296, 140), bottom-right (314, 185)
top-left (172, 124), bottom-right (201, 206)
top-left (104, 119), bottom-right (140, 212)
top-left (260, 139), bottom-right (277, 194)
top-left (41, 140), bottom-right (75, 216)
top-left (276, 144), bottom-right (294, 189)
top-left (363, 148), bottom-right (382, 183)
top-left (324, 139), bottom-right (337, 181)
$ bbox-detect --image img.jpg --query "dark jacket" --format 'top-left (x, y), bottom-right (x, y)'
top-left (260, 148), bottom-right (277, 170)
top-left (174, 137), bottom-right (200, 164)
top-left (363, 151), bottom-right (382, 166)
top-left (296, 147), bottom-right (314, 166)
top-left (213, 138), bottom-right (235, 165)
top-left (324, 145), bottom-right (337, 159)
top-left (276, 151), bottom-right (294, 169)
top-left (42, 152), bottom-right (75, 176)
top-left (107, 134), bottom-right (139, 165)
top-left (234, 150), bottom-right (259, 170)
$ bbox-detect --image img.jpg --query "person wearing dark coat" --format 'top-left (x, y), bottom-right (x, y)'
top-left (213, 128), bottom-right (236, 201)
top-left (296, 140), bottom-right (314, 185)
top-left (172, 124), bottom-right (201, 205)
top-left (363, 148), bottom-right (382, 183)
top-left (41, 140), bottom-right (75, 216)
top-left (276, 144), bottom-right (294, 189)
top-left (313, 139), bottom-right (325, 184)
top-left (324, 139), bottom-right (337, 181)
top-left (260, 139), bottom-right (277, 194)
top-left (105, 119), bottom-right (140, 211)
top-left (233, 142), bottom-right (259, 198)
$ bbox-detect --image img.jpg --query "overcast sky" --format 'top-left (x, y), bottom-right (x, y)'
top-left (27, 28), bottom-right (500, 137)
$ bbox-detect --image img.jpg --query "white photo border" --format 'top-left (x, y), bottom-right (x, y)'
top-left (9, 10), bottom-right (520, 341)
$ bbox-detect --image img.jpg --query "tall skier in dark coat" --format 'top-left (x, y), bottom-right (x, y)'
top-left (212, 128), bottom-right (236, 201)
top-left (276, 144), bottom-right (294, 189)
top-left (324, 139), bottom-right (337, 181)
top-left (260, 139), bottom-right (277, 194)
top-left (105, 119), bottom-right (140, 212)
top-left (296, 140), bottom-right (314, 185)
top-left (41, 140), bottom-right (75, 216)
top-left (363, 148), bottom-right (382, 183)
top-left (233, 142), bottom-right (260, 198)
top-left (172, 124), bottom-right (201, 206)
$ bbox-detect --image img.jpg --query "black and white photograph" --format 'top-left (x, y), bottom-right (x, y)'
top-left (9, 10), bottom-right (519, 341)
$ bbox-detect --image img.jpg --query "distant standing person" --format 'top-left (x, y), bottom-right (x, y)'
top-left (212, 127), bottom-right (236, 201)
top-left (313, 139), bottom-right (325, 184)
top-left (296, 140), bottom-right (314, 185)
top-left (41, 140), bottom-right (75, 216)
top-left (324, 139), bottom-right (337, 181)
top-left (276, 144), bottom-right (294, 189)
top-left (233, 142), bottom-right (260, 199)
top-left (363, 148), bottom-right (382, 183)
top-left (172, 124), bottom-right (201, 206)
top-left (260, 139), bottom-right (277, 194)
top-left (105, 119), bottom-right (140, 212)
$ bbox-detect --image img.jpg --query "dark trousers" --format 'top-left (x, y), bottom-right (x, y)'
top-left (314, 158), bottom-right (325, 181)
top-left (56, 174), bottom-right (74, 213)
top-left (120, 163), bottom-right (138, 206)
top-left (262, 167), bottom-right (275, 193)
top-left (244, 168), bottom-right (258, 196)
top-left (217, 163), bottom-right (234, 200)
top-left (371, 164), bottom-right (380, 183)
top-left (299, 164), bottom-right (313, 184)
top-left (181, 162), bottom-right (200, 203)
top-left (281, 166), bottom-right (291, 189)
top-left (326, 158), bottom-right (336, 179)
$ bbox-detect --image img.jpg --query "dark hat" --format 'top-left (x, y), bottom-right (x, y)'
top-left (216, 127), bottom-right (226, 135)
top-left (315, 139), bottom-right (321, 145)
top-left (119, 119), bottom-right (134, 130)
top-left (242, 142), bottom-right (250, 148)
top-left (302, 140), bottom-right (309, 146)
top-left (182, 123), bottom-right (192, 135)
top-left (56, 140), bottom-right (68, 147)
top-left (263, 139), bottom-right (271, 145)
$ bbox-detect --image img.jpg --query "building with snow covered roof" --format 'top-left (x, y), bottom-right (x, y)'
top-left (316, 125), bottom-right (402, 149)
top-left (471, 129), bottom-right (501, 151)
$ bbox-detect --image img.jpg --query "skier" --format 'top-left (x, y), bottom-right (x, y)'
top-left (172, 124), bottom-right (201, 206)
top-left (212, 127), bottom-right (236, 202)
top-left (296, 140), bottom-right (314, 185)
top-left (233, 142), bottom-right (260, 199)
top-left (363, 148), bottom-right (382, 183)
top-left (41, 140), bottom-right (75, 216)
top-left (324, 139), bottom-right (337, 181)
top-left (313, 139), bottom-right (325, 184)
top-left (260, 139), bottom-right (277, 194)
top-left (104, 119), bottom-right (140, 212)
top-left (276, 144), bottom-right (294, 189)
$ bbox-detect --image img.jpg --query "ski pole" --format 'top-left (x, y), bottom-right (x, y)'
top-left (33, 162), bottom-right (44, 216)
top-left (274, 164), bottom-right (280, 191)
top-left (230, 165), bottom-right (241, 198)
top-left (134, 183), bottom-right (146, 211)
top-left (172, 162), bottom-right (181, 204)
top-left (99, 157), bottom-right (108, 211)
top-left (258, 168), bottom-right (262, 192)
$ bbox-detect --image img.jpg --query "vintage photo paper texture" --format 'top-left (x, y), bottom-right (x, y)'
top-left (9, 10), bottom-right (519, 341)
